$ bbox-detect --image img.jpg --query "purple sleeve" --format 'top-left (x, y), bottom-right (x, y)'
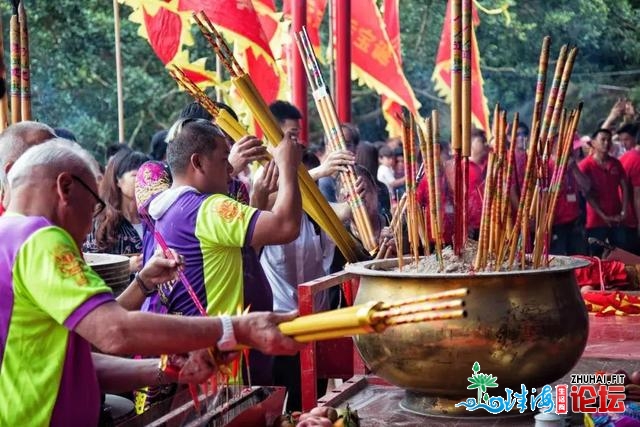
top-left (244, 210), bottom-right (261, 248)
top-left (63, 292), bottom-right (115, 330)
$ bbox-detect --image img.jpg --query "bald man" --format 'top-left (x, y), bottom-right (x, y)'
top-left (0, 140), bottom-right (303, 426)
top-left (0, 121), bottom-right (57, 213)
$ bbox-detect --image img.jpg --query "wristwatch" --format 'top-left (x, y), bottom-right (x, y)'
top-left (216, 315), bottom-right (238, 352)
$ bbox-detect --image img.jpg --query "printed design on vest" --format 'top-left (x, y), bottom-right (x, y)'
top-left (215, 199), bottom-right (243, 222)
top-left (53, 245), bottom-right (88, 286)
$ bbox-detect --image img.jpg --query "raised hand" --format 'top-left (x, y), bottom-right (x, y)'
top-left (139, 248), bottom-right (183, 286)
top-left (312, 149), bottom-right (355, 179)
top-left (251, 160), bottom-right (279, 209)
top-left (229, 136), bottom-right (269, 176)
top-left (272, 130), bottom-right (303, 172)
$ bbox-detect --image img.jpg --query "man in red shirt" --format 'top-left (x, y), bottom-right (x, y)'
top-left (579, 128), bottom-right (630, 257)
top-left (617, 123), bottom-right (640, 254)
top-left (550, 150), bottom-right (591, 255)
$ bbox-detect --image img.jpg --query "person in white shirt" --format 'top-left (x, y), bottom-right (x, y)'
top-left (377, 145), bottom-right (405, 201)
top-left (258, 101), bottom-right (354, 411)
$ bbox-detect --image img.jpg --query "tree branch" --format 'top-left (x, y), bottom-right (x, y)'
top-left (128, 111), bottom-right (146, 146)
top-left (413, 87), bottom-right (448, 105)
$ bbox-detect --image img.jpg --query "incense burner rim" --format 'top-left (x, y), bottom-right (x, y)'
top-left (345, 255), bottom-right (589, 279)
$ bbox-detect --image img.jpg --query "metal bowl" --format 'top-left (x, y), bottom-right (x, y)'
top-left (345, 256), bottom-right (589, 416)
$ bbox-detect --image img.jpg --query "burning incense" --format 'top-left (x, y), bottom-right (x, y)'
top-left (421, 115), bottom-right (444, 269)
top-left (18, 1), bottom-right (29, 121)
top-left (192, 13), bottom-right (365, 262)
top-left (295, 27), bottom-right (378, 254)
top-left (542, 103), bottom-right (582, 266)
top-left (9, 1), bottom-right (20, 124)
top-left (275, 288), bottom-right (469, 343)
top-left (169, 65), bottom-right (359, 263)
top-left (461, 0), bottom-right (472, 249)
top-left (431, 112), bottom-right (444, 253)
top-left (506, 40), bottom-right (553, 268)
top-left (169, 66), bottom-right (247, 142)
top-left (400, 112), bottom-right (419, 264)
top-left (450, 0), bottom-right (464, 256)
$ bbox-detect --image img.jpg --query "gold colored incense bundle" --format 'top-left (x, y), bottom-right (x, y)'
top-left (169, 66), bottom-right (247, 142)
top-left (272, 288), bottom-right (468, 344)
top-left (294, 27), bottom-right (378, 254)
top-left (190, 13), bottom-right (364, 262)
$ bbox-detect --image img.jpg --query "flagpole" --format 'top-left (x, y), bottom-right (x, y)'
top-left (334, 0), bottom-right (351, 123)
top-left (113, 0), bottom-right (125, 143)
top-left (292, 0), bottom-right (308, 143)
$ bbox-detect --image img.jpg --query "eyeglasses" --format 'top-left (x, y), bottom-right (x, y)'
top-left (72, 175), bottom-right (106, 217)
top-left (516, 131), bottom-right (528, 137)
top-left (166, 117), bottom-right (227, 143)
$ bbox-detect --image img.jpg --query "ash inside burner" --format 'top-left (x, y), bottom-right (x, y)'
top-left (371, 240), bottom-right (574, 274)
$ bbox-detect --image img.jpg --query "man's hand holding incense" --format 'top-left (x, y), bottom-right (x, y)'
top-left (229, 135), bottom-right (269, 177)
top-left (232, 311), bottom-right (305, 356)
top-left (273, 130), bottom-right (303, 172)
top-left (309, 149), bottom-right (354, 180)
top-left (251, 160), bottom-right (279, 210)
top-left (138, 249), bottom-right (184, 287)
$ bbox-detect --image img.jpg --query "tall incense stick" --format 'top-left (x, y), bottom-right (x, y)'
top-left (9, 1), bottom-right (20, 124)
top-left (461, 0), bottom-right (472, 249)
top-left (450, 0), bottom-right (463, 255)
top-left (18, 1), bottom-right (29, 121)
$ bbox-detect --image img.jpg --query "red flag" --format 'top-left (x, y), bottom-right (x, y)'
top-left (120, 1), bottom-right (217, 86)
top-left (245, 0), bottom-right (281, 104)
top-left (141, 4), bottom-right (183, 64)
top-left (351, 0), bottom-right (420, 124)
top-left (380, 0), bottom-right (404, 137)
top-left (178, 0), bottom-right (274, 61)
top-left (432, 0), bottom-right (490, 132)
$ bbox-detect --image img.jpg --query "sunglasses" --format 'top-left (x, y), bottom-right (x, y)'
top-left (72, 175), bottom-right (106, 217)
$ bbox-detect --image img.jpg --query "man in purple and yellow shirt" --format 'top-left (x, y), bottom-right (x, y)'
top-left (149, 118), bottom-right (302, 337)
top-left (0, 139), bottom-right (303, 426)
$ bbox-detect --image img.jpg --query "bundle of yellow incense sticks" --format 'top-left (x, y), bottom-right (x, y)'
top-left (232, 288), bottom-right (468, 347)
top-left (295, 27), bottom-right (378, 254)
top-left (174, 19), bottom-right (365, 262)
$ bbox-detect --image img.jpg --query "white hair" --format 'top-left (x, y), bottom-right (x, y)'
top-left (7, 139), bottom-right (96, 189)
top-left (0, 121), bottom-right (56, 184)
top-left (46, 137), bottom-right (101, 179)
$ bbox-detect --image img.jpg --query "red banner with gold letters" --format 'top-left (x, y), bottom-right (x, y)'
top-left (351, 0), bottom-right (420, 125)
top-left (380, 0), bottom-right (404, 137)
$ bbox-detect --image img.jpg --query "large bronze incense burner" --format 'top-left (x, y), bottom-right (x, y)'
top-left (345, 256), bottom-right (589, 416)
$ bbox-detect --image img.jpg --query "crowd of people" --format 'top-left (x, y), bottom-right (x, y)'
top-left (1, 96), bottom-right (639, 425)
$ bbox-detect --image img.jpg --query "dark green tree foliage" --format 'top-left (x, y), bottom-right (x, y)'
top-left (2, 1), bottom-right (640, 158)
top-left (0, 1), bottom-right (190, 160)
